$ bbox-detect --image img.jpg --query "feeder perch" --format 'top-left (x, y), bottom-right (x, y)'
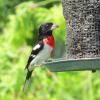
top-left (44, 0), bottom-right (100, 72)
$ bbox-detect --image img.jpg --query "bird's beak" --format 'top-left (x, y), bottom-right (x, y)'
top-left (51, 24), bottom-right (59, 30)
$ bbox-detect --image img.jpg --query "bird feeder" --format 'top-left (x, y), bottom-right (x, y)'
top-left (44, 0), bottom-right (100, 72)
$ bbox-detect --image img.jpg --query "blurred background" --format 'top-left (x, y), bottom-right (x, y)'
top-left (0, 0), bottom-right (100, 100)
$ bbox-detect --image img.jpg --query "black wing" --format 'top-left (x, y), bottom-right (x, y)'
top-left (25, 41), bottom-right (44, 69)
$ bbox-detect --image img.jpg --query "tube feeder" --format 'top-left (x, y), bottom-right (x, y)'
top-left (44, 0), bottom-right (100, 72)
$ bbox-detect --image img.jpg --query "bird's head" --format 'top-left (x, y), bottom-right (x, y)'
top-left (38, 22), bottom-right (59, 41)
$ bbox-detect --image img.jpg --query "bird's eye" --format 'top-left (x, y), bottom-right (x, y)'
top-left (46, 25), bottom-right (49, 27)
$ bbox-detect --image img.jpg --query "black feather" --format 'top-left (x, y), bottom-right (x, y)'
top-left (39, 23), bottom-right (53, 34)
top-left (26, 70), bottom-right (33, 80)
top-left (25, 41), bottom-right (44, 69)
top-left (38, 23), bottom-right (53, 41)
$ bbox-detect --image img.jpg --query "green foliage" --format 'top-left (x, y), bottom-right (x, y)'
top-left (0, 1), bottom-right (100, 100)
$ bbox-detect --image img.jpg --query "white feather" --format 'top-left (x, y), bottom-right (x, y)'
top-left (33, 44), bottom-right (40, 50)
top-left (31, 54), bottom-right (36, 58)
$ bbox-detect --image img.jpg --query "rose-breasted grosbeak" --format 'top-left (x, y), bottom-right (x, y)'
top-left (23, 22), bottom-right (58, 91)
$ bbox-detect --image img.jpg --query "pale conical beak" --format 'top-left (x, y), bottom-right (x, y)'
top-left (51, 24), bottom-right (59, 30)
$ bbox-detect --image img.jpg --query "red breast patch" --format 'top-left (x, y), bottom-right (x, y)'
top-left (43, 36), bottom-right (55, 48)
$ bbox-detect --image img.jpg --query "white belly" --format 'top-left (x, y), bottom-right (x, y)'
top-left (29, 44), bottom-right (53, 70)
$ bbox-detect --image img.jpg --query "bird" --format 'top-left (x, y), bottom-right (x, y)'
top-left (23, 22), bottom-right (59, 91)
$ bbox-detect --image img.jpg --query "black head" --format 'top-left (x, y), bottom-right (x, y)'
top-left (38, 22), bottom-right (58, 41)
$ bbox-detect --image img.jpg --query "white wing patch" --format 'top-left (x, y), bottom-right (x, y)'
top-left (31, 54), bottom-right (36, 58)
top-left (33, 44), bottom-right (40, 50)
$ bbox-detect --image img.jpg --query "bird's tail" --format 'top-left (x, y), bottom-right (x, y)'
top-left (23, 70), bottom-right (33, 92)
